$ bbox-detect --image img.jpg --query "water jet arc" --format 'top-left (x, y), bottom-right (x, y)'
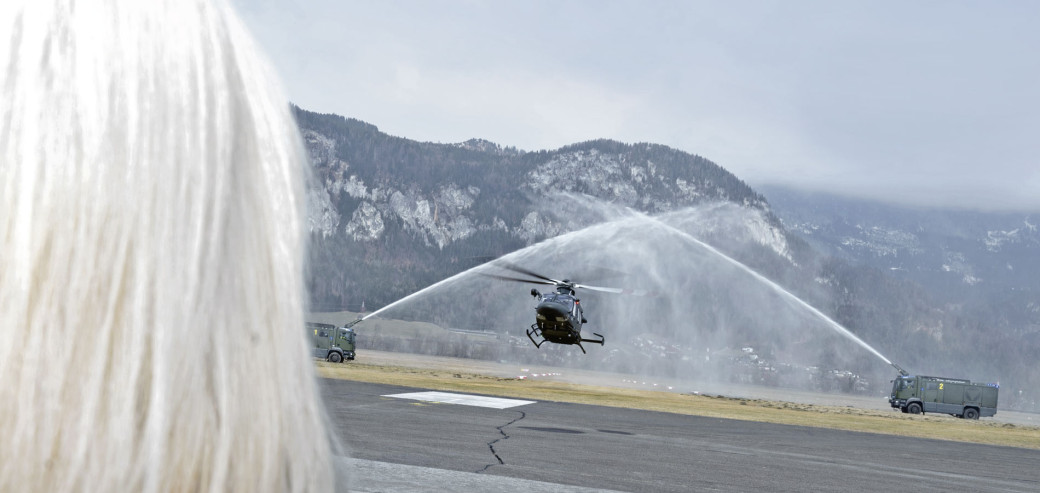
top-left (645, 214), bottom-right (894, 366)
top-left (351, 260), bottom-right (496, 324)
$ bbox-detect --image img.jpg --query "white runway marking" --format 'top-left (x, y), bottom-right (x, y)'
top-left (384, 391), bottom-right (535, 409)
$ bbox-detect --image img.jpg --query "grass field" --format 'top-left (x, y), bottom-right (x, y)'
top-left (317, 356), bottom-right (1040, 451)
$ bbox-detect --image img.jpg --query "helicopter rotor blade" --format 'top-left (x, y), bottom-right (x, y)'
top-left (572, 283), bottom-right (658, 297)
top-left (572, 283), bottom-right (625, 294)
top-left (479, 273), bottom-right (559, 286)
top-left (492, 260), bottom-right (566, 285)
top-left (485, 260), bottom-right (657, 295)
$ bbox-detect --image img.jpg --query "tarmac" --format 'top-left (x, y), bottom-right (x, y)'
top-left (323, 378), bottom-right (1040, 492)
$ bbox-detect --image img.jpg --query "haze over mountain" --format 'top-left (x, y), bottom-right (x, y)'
top-left (760, 186), bottom-right (1040, 302)
top-left (296, 107), bottom-right (1039, 412)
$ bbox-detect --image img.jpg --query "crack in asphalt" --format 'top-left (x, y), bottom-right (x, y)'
top-left (476, 410), bottom-right (526, 473)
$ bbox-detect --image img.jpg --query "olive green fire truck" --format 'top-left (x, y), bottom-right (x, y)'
top-left (307, 322), bottom-right (356, 363)
top-left (889, 370), bottom-right (998, 419)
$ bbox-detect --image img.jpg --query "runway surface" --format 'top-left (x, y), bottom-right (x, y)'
top-left (322, 378), bottom-right (1040, 492)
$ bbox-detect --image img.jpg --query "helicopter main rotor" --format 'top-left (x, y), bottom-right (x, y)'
top-left (482, 260), bottom-right (626, 294)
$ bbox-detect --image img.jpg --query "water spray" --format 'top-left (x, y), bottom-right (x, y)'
top-left (641, 212), bottom-right (896, 367)
top-left (336, 197), bottom-right (906, 378)
top-left (342, 264), bottom-right (488, 327)
top-left (346, 218), bottom-right (642, 327)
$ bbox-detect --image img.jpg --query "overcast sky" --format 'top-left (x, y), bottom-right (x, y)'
top-left (234, 1), bottom-right (1039, 212)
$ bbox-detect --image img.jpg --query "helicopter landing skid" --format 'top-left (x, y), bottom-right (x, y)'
top-left (527, 325), bottom-right (604, 354)
top-left (526, 324), bottom-right (548, 349)
top-left (578, 333), bottom-right (605, 354)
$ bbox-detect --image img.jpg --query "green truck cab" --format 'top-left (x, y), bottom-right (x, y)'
top-left (307, 322), bottom-right (356, 363)
top-left (889, 374), bottom-right (998, 419)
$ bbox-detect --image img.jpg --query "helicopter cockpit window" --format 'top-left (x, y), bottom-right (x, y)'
top-left (546, 293), bottom-right (573, 306)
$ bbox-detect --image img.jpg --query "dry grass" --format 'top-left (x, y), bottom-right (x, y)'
top-left (317, 359), bottom-right (1040, 450)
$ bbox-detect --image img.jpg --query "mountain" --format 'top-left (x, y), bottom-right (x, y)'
top-left (760, 186), bottom-right (1040, 287)
top-left (760, 185), bottom-right (1040, 337)
top-left (295, 106), bottom-right (778, 311)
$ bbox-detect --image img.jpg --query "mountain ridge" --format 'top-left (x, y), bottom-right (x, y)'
top-left (295, 105), bottom-right (788, 311)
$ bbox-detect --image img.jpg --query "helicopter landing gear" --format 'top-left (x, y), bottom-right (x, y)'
top-left (526, 325), bottom-right (605, 354)
top-left (577, 333), bottom-right (605, 354)
top-left (582, 332), bottom-right (605, 346)
top-left (527, 324), bottom-right (547, 349)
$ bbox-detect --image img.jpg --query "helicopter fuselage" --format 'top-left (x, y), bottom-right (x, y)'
top-left (533, 291), bottom-right (585, 345)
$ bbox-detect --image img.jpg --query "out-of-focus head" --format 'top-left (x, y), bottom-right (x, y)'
top-left (0, 0), bottom-right (335, 491)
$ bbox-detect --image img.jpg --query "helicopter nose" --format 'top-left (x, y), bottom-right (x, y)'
top-left (535, 302), bottom-right (569, 323)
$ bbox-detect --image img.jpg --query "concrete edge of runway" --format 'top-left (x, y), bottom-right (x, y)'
top-left (334, 456), bottom-right (623, 493)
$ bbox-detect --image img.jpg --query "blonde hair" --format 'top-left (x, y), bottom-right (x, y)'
top-left (0, 1), bottom-right (335, 491)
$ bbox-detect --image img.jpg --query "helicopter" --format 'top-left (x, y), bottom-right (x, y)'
top-left (482, 261), bottom-right (636, 354)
